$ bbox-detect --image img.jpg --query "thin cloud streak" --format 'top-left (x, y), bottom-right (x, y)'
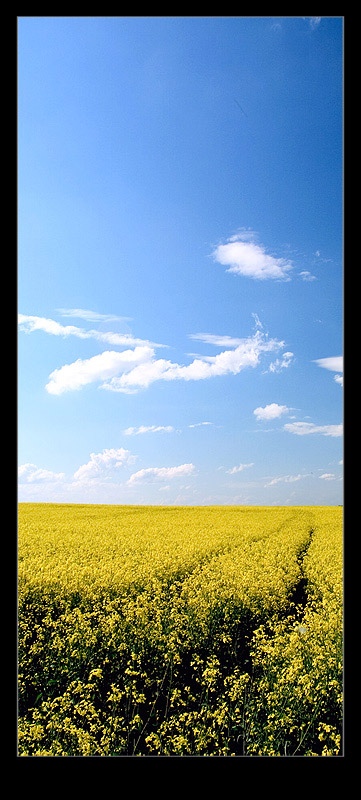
top-left (313, 356), bottom-right (343, 372)
top-left (18, 314), bottom-right (166, 350)
top-left (226, 463), bottom-right (254, 474)
top-left (57, 308), bottom-right (133, 322)
top-left (127, 463), bottom-right (195, 485)
top-left (123, 425), bottom-right (175, 435)
top-left (284, 422), bottom-right (343, 437)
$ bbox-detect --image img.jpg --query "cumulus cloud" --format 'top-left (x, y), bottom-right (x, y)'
top-left (127, 463), bottom-right (195, 485)
top-left (284, 422), bottom-right (343, 437)
top-left (101, 331), bottom-right (283, 393)
top-left (123, 425), bottom-right (174, 435)
top-left (334, 375), bottom-right (343, 387)
top-left (254, 403), bottom-right (290, 421)
top-left (46, 347), bottom-right (154, 395)
top-left (73, 448), bottom-right (134, 482)
top-left (226, 463), bottom-right (254, 474)
top-left (212, 234), bottom-right (293, 281)
top-left (18, 463), bottom-right (65, 483)
top-left (22, 314), bottom-right (288, 397)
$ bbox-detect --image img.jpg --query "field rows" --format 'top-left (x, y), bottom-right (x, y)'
top-left (18, 504), bottom-right (343, 756)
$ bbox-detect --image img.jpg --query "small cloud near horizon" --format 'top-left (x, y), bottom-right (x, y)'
top-left (284, 422), bottom-right (342, 437)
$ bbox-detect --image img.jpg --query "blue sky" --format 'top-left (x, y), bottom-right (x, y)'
top-left (18, 16), bottom-right (343, 505)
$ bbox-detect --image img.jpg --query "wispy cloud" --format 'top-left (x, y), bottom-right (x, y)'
top-left (251, 313), bottom-right (263, 330)
top-left (254, 403), bottom-right (290, 421)
top-left (18, 314), bottom-right (166, 349)
top-left (212, 233), bottom-right (293, 281)
top-left (265, 473), bottom-right (305, 487)
top-left (319, 473), bottom-right (335, 481)
top-left (298, 271), bottom-right (317, 282)
top-left (188, 333), bottom-right (253, 348)
top-left (226, 463), bottom-right (254, 474)
top-left (127, 463), bottom-right (195, 485)
top-left (73, 447), bottom-right (134, 482)
top-left (268, 352), bottom-right (294, 373)
top-left (188, 422), bottom-right (213, 428)
top-left (22, 314), bottom-right (288, 398)
top-left (101, 330), bottom-right (284, 394)
top-left (123, 425), bottom-right (174, 435)
top-left (284, 422), bottom-right (343, 437)
top-left (304, 17), bottom-right (322, 30)
top-left (57, 308), bottom-right (133, 323)
top-left (313, 356), bottom-right (343, 372)
top-left (313, 356), bottom-right (343, 387)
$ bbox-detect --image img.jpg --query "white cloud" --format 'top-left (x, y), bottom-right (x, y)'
top-left (226, 463), bottom-right (254, 474)
top-left (334, 374), bottom-right (343, 387)
top-left (254, 403), bottom-right (290, 421)
top-left (284, 422), bottom-right (343, 437)
top-left (127, 463), bottom-right (195, 485)
top-left (19, 314), bottom-right (83, 338)
top-left (57, 308), bottom-right (132, 323)
top-left (265, 474), bottom-right (304, 487)
top-left (73, 448), bottom-right (134, 482)
top-left (46, 347), bottom-right (154, 395)
top-left (319, 473), bottom-right (335, 481)
top-left (313, 356), bottom-right (343, 373)
top-left (18, 313), bottom-right (165, 349)
top-left (24, 315), bottom-right (287, 398)
top-left (302, 17), bottom-right (322, 30)
top-left (268, 352), bottom-right (294, 373)
top-left (189, 333), bottom-right (253, 348)
top-left (101, 331), bottom-right (283, 393)
top-left (123, 425), bottom-right (174, 435)
top-left (251, 313), bottom-right (263, 330)
top-left (188, 422), bottom-right (213, 428)
top-left (298, 271), bottom-right (317, 281)
top-left (213, 235), bottom-right (293, 281)
top-left (308, 17), bottom-right (322, 29)
top-left (18, 463), bottom-right (65, 483)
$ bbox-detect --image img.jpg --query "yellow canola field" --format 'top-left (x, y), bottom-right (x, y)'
top-left (18, 503), bottom-right (343, 757)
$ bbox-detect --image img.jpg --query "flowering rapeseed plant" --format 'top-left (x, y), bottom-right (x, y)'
top-left (18, 503), bottom-right (342, 756)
